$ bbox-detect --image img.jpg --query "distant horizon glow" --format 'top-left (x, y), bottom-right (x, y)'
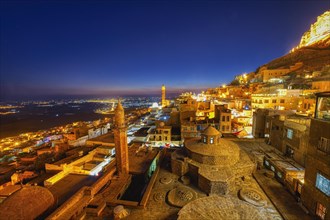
top-left (0, 1), bottom-right (329, 101)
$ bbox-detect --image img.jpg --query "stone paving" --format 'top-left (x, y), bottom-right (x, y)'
top-left (123, 151), bottom-right (281, 220)
top-left (127, 162), bottom-right (206, 220)
top-left (232, 139), bottom-right (312, 220)
top-left (92, 138), bottom-right (305, 220)
top-left (254, 171), bottom-right (312, 220)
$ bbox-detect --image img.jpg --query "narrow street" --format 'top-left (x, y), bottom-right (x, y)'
top-left (234, 139), bottom-right (312, 220)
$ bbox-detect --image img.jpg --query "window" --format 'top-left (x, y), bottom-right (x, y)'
top-left (165, 137), bottom-right (167, 141)
top-left (226, 116), bottom-right (230, 121)
top-left (318, 137), bottom-right (330, 154)
top-left (210, 137), bottom-right (214, 144)
top-left (297, 183), bottom-right (302, 194)
top-left (316, 203), bottom-right (327, 220)
top-left (280, 99), bottom-right (285, 103)
top-left (264, 160), bottom-right (269, 167)
top-left (286, 146), bottom-right (294, 158)
top-left (222, 116), bottom-right (225, 121)
top-left (272, 99), bottom-right (277, 103)
top-left (316, 96), bottom-right (330, 120)
top-left (264, 99), bottom-right (269, 103)
top-left (316, 173), bottom-right (330, 196)
top-left (222, 126), bottom-right (225, 131)
top-left (203, 136), bottom-right (206, 143)
top-left (226, 125), bottom-right (230, 131)
top-left (287, 129), bottom-right (293, 139)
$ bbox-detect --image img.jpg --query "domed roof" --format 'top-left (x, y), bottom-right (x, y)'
top-left (202, 126), bottom-right (220, 136)
top-left (159, 122), bottom-right (165, 127)
top-left (0, 186), bottom-right (55, 220)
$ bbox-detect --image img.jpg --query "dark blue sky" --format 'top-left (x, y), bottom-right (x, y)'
top-left (0, 1), bottom-right (329, 100)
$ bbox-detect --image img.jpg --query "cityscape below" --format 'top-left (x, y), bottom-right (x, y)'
top-left (0, 2), bottom-right (329, 220)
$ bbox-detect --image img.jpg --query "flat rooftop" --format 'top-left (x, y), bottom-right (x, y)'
top-left (53, 154), bottom-right (81, 165)
top-left (134, 127), bottom-right (150, 137)
top-left (27, 172), bottom-right (58, 186)
top-left (88, 133), bottom-right (115, 144)
top-left (128, 144), bottom-right (159, 175)
top-left (48, 174), bottom-right (97, 207)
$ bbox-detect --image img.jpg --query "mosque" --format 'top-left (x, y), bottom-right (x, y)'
top-left (171, 125), bottom-right (255, 195)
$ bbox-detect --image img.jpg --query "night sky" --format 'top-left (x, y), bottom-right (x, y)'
top-left (0, 1), bottom-right (329, 100)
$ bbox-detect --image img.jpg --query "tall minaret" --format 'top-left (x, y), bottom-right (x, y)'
top-left (113, 99), bottom-right (129, 176)
top-left (161, 84), bottom-right (166, 107)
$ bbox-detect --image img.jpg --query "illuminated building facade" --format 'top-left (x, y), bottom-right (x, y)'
top-left (301, 92), bottom-right (330, 220)
top-left (252, 109), bottom-right (294, 138)
top-left (282, 115), bottom-right (311, 166)
top-left (252, 89), bottom-right (316, 115)
top-left (215, 104), bottom-right (232, 133)
top-left (147, 122), bottom-right (172, 146)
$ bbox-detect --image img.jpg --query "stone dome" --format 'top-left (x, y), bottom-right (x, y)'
top-left (202, 126), bottom-right (220, 136)
top-left (185, 137), bottom-right (240, 166)
top-left (159, 122), bottom-right (165, 127)
top-left (0, 186), bottom-right (55, 220)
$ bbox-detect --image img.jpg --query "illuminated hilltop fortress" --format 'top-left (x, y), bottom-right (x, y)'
top-left (291, 10), bottom-right (330, 52)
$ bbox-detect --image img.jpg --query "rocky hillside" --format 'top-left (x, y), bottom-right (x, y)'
top-left (266, 45), bottom-right (330, 71)
top-left (264, 10), bottom-right (330, 72)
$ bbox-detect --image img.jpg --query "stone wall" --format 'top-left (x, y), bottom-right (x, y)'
top-left (171, 150), bottom-right (188, 176)
top-left (187, 162), bottom-right (199, 184)
top-left (198, 174), bottom-right (229, 195)
top-left (301, 118), bottom-right (330, 219)
top-left (171, 158), bottom-right (187, 176)
top-left (301, 155), bottom-right (330, 218)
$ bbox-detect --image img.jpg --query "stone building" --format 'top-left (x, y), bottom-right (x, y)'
top-left (171, 126), bottom-right (254, 195)
top-left (180, 121), bottom-right (198, 140)
top-left (215, 104), bottom-right (232, 133)
top-left (252, 109), bottom-right (294, 138)
top-left (301, 92), bottom-right (330, 220)
top-left (147, 122), bottom-right (172, 145)
top-left (196, 101), bottom-right (214, 120)
top-left (266, 114), bottom-right (285, 152)
top-left (179, 97), bottom-right (197, 124)
top-left (251, 89), bottom-right (300, 111)
top-left (253, 109), bottom-right (271, 138)
top-left (312, 79), bottom-right (330, 92)
top-left (282, 115), bottom-right (311, 167)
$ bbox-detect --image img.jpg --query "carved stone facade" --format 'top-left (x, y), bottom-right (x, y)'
top-left (292, 10), bottom-right (330, 52)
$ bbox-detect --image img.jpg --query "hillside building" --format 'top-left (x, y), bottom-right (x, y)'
top-left (301, 92), bottom-right (330, 220)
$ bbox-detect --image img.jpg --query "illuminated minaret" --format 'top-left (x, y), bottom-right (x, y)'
top-left (114, 99), bottom-right (129, 175)
top-left (161, 84), bottom-right (166, 107)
